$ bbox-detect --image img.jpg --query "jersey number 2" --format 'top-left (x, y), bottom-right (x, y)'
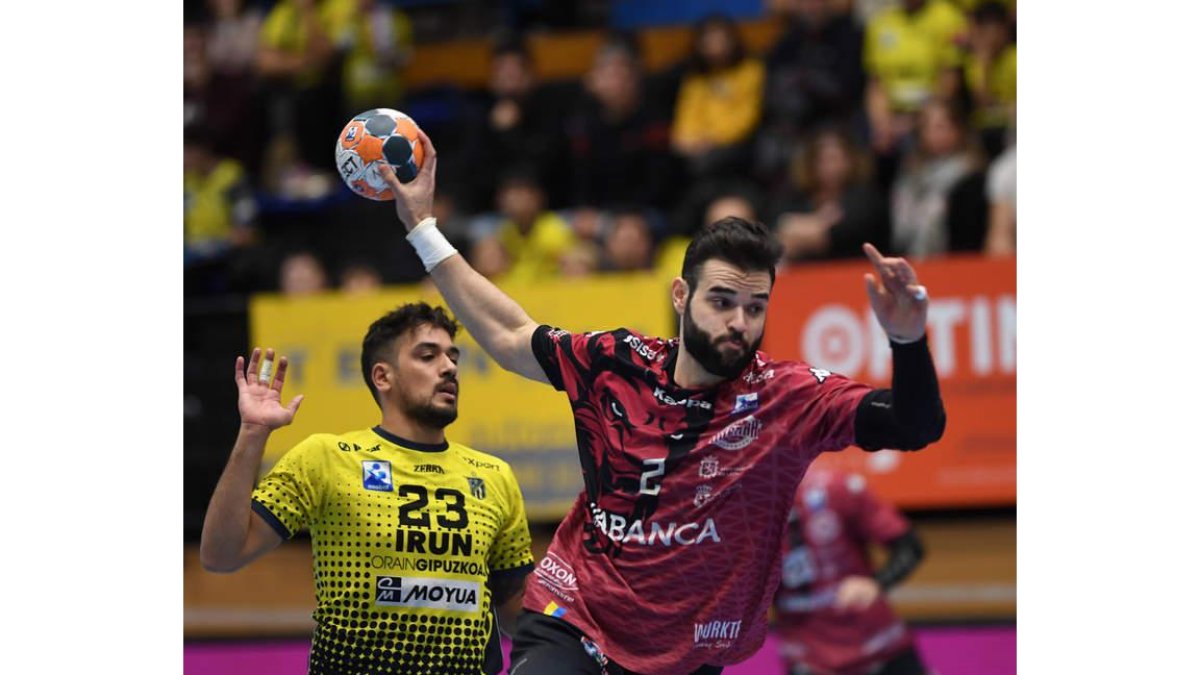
top-left (397, 485), bottom-right (469, 529)
top-left (639, 458), bottom-right (666, 496)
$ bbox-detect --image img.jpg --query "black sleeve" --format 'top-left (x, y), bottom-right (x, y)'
top-left (853, 336), bottom-right (946, 451)
top-left (530, 325), bottom-right (567, 392)
top-left (873, 528), bottom-right (924, 591)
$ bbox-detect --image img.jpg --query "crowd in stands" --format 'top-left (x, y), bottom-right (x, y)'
top-left (184, 0), bottom-right (1017, 299)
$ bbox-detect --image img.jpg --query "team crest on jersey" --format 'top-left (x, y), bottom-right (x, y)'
top-left (362, 461), bottom-right (393, 491)
top-left (733, 393), bottom-right (759, 414)
top-left (712, 415), bottom-right (762, 451)
top-left (467, 476), bottom-right (486, 499)
top-left (809, 367), bottom-right (831, 383)
top-left (699, 456), bottom-right (720, 479)
top-left (693, 484), bottom-right (714, 508)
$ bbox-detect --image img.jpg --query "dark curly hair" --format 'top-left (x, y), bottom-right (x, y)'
top-left (361, 303), bottom-right (459, 406)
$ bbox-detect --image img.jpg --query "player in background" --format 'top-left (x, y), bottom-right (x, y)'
top-left (199, 303), bottom-right (535, 675)
top-left (376, 134), bottom-right (944, 675)
top-left (775, 469), bottom-right (928, 675)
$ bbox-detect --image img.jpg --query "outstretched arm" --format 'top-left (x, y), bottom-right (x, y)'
top-left (199, 348), bottom-right (304, 573)
top-left (854, 244), bottom-right (946, 451)
top-left (377, 132), bottom-right (549, 384)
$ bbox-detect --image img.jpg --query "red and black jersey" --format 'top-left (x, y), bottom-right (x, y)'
top-left (773, 469), bottom-right (916, 674)
top-left (523, 326), bottom-right (873, 674)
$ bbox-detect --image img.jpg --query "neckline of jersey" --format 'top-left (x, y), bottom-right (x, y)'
top-left (371, 425), bottom-right (449, 453)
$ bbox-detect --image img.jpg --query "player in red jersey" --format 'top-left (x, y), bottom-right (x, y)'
top-left (774, 469), bottom-right (927, 675)
top-left (376, 133), bottom-right (945, 675)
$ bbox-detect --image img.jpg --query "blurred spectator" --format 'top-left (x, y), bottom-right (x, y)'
top-left (984, 142), bottom-right (1016, 256)
top-left (774, 468), bottom-right (928, 675)
top-left (341, 0), bottom-right (414, 116)
top-left (257, 0), bottom-right (354, 192)
top-left (890, 100), bottom-right (983, 258)
top-left (339, 260), bottom-right (383, 294)
top-left (962, 1), bottom-right (1016, 158)
top-left (469, 237), bottom-right (512, 281)
top-left (566, 32), bottom-right (679, 211)
top-left (459, 37), bottom-right (570, 212)
top-left (705, 184), bottom-right (762, 227)
top-left (774, 128), bottom-right (888, 262)
top-left (279, 250), bottom-right (329, 297)
top-left (186, 18), bottom-right (262, 175)
top-left (758, 0), bottom-right (866, 187)
top-left (560, 241), bottom-right (603, 278)
top-left (206, 0), bottom-right (263, 75)
top-left (671, 14), bottom-right (766, 180)
top-left (601, 209), bottom-right (657, 272)
top-left (863, 0), bottom-right (967, 160)
top-left (184, 126), bottom-right (258, 271)
top-left (489, 168), bottom-right (576, 283)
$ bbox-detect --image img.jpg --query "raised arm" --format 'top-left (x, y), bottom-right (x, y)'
top-left (376, 133), bottom-right (550, 384)
top-left (853, 244), bottom-right (946, 451)
top-left (199, 348), bottom-right (304, 573)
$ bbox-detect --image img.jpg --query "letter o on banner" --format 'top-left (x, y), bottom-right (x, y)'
top-left (802, 305), bottom-right (863, 376)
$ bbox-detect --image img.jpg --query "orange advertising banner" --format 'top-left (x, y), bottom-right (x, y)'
top-left (763, 255), bottom-right (1016, 508)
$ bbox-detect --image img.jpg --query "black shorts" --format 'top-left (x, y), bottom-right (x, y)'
top-left (787, 646), bottom-right (927, 675)
top-left (508, 610), bottom-right (724, 675)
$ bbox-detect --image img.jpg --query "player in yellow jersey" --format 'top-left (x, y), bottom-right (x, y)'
top-left (200, 303), bottom-right (535, 675)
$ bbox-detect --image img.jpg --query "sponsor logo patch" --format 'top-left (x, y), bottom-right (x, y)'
top-left (712, 415), bottom-right (762, 451)
top-left (362, 461), bottom-right (393, 491)
top-left (374, 576), bottom-right (480, 612)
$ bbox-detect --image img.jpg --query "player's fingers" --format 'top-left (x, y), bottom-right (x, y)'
top-left (246, 348), bottom-right (262, 384)
top-left (272, 355), bottom-right (289, 392)
top-left (235, 355), bottom-right (247, 388)
top-left (416, 127), bottom-right (437, 164)
top-left (258, 348), bottom-right (275, 385)
top-left (286, 394), bottom-right (305, 416)
top-left (377, 162), bottom-right (403, 191)
top-left (862, 242), bottom-right (887, 269)
top-left (864, 273), bottom-right (884, 305)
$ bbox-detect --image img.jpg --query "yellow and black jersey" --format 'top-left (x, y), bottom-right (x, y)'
top-left (251, 426), bottom-right (535, 675)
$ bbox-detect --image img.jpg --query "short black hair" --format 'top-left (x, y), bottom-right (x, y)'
top-left (681, 217), bottom-right (783, 292)
top-left (361, 303), bottom-right (459, 406)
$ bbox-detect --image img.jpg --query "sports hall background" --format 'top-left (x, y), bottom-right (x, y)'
top-left (183, 0), bottom-right (1016, 672)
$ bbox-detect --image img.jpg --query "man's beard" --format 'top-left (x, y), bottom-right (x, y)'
top-left (403, 386), bottom-right (459, 429)
top-left (681, 299), bottom-right (762, 380)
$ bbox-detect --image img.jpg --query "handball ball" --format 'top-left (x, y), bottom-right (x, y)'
top-left (334, 108), bottom-right (425, 201)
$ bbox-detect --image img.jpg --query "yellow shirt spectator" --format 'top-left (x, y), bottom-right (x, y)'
top-left (671, 58), bottom-right (766, 149)
top-left (342, 1), bottom-right (414, 111)
top-left (964, 44), bottom-right (1016, 129)
top-left (259, 0), bottom-right (356, 88)
top-left (496, 212), bottom-right (576, 283)
top-left (184, 158), bottom-right (256, 260)
top-left (865, 0), bottom-right (967, 112)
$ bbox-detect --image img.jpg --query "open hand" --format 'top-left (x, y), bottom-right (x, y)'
top-left (863, 243), bottom-right (928, 342)
top-left (235, 347), bottom-right (304, 430)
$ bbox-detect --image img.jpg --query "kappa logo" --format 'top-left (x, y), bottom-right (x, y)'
top-left (712, 415), bottom-right (762, 451)
top-left (467, 477), bottom-right (486, 499)
top-left (732, 393), bottom-right (759, 415)
top-left (362, 461), bottom-right (393, 491)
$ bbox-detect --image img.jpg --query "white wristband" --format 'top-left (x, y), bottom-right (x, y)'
top-left (406, 217), bottom-right (458, 272)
